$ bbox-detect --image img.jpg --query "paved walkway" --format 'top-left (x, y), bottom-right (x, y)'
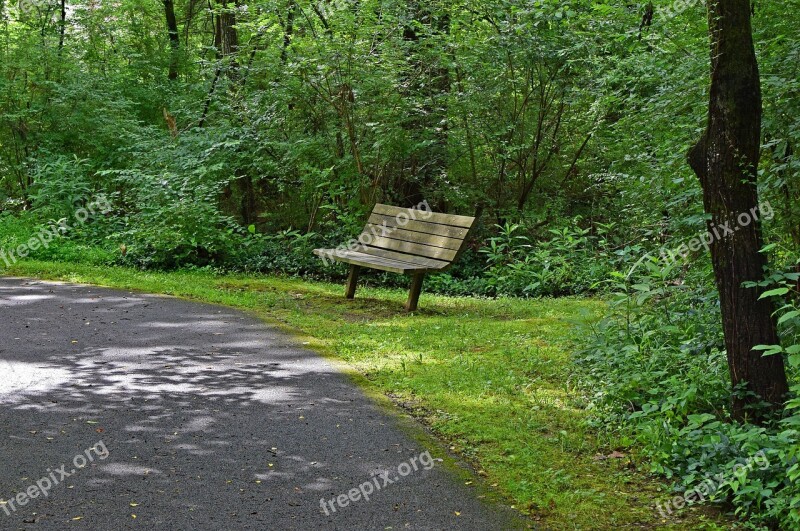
top-left (0, 278), bottom-right (524, 530)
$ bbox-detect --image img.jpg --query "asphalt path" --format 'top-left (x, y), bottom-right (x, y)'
top-left (0, 277), bottom-right (525, 530)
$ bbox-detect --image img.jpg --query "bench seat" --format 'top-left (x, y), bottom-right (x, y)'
top-left (312, 249), bottom-right (434, 274)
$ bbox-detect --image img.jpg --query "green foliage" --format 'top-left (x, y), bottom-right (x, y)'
top-left (480, 220), bottom-right (619, 297)
top-left (0, 209), bottom-right (115, 267)
top-left (27, 155), bottom-right (94, 218)
top-left (580, 253), bottom-right (800, 528)
top-left (233, 228), bottom-right (344, 277)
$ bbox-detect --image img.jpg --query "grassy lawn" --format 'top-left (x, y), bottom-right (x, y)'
top-left (3, 261), bottom-right (733, 530)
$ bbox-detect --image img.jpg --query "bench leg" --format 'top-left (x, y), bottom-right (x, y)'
top-left (345, 265), bottom-right (361, 299)
top-left (405, 272), bottom-right (426, 312)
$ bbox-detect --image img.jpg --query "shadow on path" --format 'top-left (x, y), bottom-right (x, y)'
top-left (0, 278), bottom-right (525, 530)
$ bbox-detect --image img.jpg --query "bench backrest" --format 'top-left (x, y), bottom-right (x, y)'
top-left (357, 204), bottom-right (476, 270)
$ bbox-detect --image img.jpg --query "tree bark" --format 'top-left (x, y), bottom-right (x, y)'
top-left (687, 0), bottom-right (788, 421)
top-left (58, 0), bottom-right (66, 52)
top-left (164, 0), bottom-right (181, 80)
top-left (214, 0), bottom-right (239, 77)
top-left (280, 1), bottom-right (296, 66)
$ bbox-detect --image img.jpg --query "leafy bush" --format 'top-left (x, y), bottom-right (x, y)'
top-left (480, 220), bottom-right (618, 297)
top-left (0, 209), bottom-right (116, 267)
top-left (233, 228), bottom-right (344, 278)
top-left (27, 155), bottom-right (94, 219)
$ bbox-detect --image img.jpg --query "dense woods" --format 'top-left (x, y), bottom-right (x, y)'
top-left (1, 0), bottom-right (799, 527)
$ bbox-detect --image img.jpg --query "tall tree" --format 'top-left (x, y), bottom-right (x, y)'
top-left (280, 0), bottom-right (296, 66)
top-left (164, 0), bottom-right (180, 80)
top-left (200, 0), bottom-right (240, 125)
top-left (58, 0), bottom-right (66, 52)
top-left (215, 0), bottom-right (239, 67)
top-left (688, 0), bottom-right (789, 420)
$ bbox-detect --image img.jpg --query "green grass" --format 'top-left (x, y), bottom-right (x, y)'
top-left (2, 260), bottom-right (734, 530)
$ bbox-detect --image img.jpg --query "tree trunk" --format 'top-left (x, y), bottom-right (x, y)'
top-left (280, 1), bottom-right (296, 66)
top-left (164, 0), bottom-right (180, 80)
top-left (58, 0), bottom-right (66, 52)
top-left (687, 0), bottom-right (788, 421)
top-left (215, 0), bottom-right (239, 77)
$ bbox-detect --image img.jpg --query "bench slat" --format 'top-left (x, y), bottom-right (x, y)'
top-left (313, 249), bottom-right (428, 274)
top-left (368, 214), bottom-right (471, 239)
top-left (358, 247), bottom-right (450, 269)
top-left (362, 236), bottom-right (458, 261)
top-left (362, 224), bottom-right (464, 250)
top-left (373, 204), bottom-right (475, 228)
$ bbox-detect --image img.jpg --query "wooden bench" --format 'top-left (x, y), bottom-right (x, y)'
top-left (314, 203), bottom-right (477, 311)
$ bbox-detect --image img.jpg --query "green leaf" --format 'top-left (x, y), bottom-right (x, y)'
top-left (687, 413), bottom-right (716, 426)
top-left (759, 287), bottom-right (789, 300)
top-left (759, 243), bottom-right (778, 253)
top-left (753, 344), bottom-right (784, 356)
top-left (778, 310), bottom-right (800, 325)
